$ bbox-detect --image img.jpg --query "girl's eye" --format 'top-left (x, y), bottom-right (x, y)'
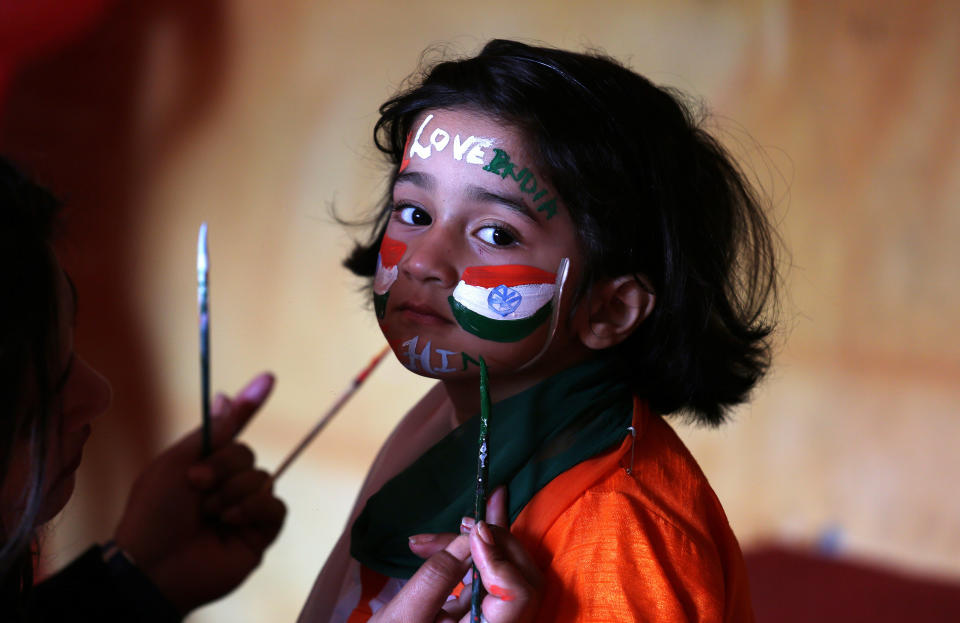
top-left (476, 226), bottom-right (517, 247)
top-left (396, 205), bottom-right (432, 226)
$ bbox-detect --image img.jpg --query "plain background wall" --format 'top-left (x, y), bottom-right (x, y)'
top-left (2, 1), bottom-right (959, 621)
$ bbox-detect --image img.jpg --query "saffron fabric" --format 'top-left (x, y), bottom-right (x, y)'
top-left (510, 397), bottom-right (755, 622)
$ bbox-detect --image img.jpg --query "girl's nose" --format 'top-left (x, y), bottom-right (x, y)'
top-left (400, 226), bottom-right (460, 287)
top-left (61, 357), bottom-right (112, 432)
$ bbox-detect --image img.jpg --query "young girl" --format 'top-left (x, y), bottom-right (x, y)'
top-left (300, 39), bottom-right (779, 623)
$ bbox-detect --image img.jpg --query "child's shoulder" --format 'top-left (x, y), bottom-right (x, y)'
top-left (351, 383), bottom-right (455, 515)
top-left (521, 402), bottom-right (731, 549)
top-left (512, 403), bottom-right (753, 622)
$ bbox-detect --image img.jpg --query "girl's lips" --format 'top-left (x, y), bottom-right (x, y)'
top-left (396, 302), bottom-right (452, 325)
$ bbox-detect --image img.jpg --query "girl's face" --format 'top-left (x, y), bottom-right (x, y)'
top-left (376, 107), bottom-right (588, 384)
top-left (0, 261), bottom-right (112, 529)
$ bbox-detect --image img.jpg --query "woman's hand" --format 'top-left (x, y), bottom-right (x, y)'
top-left (373, 486), bottom-right (542, 622)
top-left (113, 373), bottom-right (286, 614)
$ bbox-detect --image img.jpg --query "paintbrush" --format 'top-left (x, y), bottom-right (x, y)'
top-left (471, 355), bottom-right (491, 623)
top-left (273, 345), bottom-right (392, 480)
top-left (198, 223), bottom-right (212, 456)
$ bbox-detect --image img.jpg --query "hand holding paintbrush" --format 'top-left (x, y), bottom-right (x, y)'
top-left (402, 485), bottom-right (543, 623)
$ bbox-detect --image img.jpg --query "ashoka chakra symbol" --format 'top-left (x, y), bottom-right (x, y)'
top-left (487, 284), bottom-right (522, 316)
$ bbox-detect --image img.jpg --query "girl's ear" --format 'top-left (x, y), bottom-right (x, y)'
top-left (577, 274), bottom-right (655, 350)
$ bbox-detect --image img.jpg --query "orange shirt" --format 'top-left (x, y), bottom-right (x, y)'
top-left (511, 397), bottom-right (755, 622)
top-left (324, 393), bottom-right (754, 623)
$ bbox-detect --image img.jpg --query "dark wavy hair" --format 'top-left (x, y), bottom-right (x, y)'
top-left (345, 39), bottom-right (781, 425)
top-left (0, 157), bottom-right (62, 611)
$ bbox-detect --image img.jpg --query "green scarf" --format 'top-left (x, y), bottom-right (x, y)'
top-left (350, 357), bottom-right (633, 579)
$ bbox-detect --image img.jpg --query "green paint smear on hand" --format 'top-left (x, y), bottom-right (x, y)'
top-left (448, 296), bottom-right (552, 343)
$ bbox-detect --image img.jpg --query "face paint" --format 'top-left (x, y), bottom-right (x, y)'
top-left (483, 148), bottom-right (558, 219)
top-left (407, 114), bottom-right (494, 167)
top-left (399, 336), bottom-right (463, 374)
top-left (408, 114), bottom-right (560, 219)
top-left (515, 257), bottom-right (570, 371)
top-left (373, 235), bottom-right (407, 320)
top-left (447, 265), bottom-right (556, 343)
top-left (399, 131), bottom-right (413, 173)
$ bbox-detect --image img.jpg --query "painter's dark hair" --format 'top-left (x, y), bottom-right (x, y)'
top-left (346, 39), bottom-right (780, 425)
top-left (0, 157), bottom-right (61, 611)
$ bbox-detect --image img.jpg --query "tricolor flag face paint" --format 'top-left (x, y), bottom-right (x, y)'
top-left (447, 265), bottom-right (556, 343)
top-left (373, 235), bottom-right (407, 320)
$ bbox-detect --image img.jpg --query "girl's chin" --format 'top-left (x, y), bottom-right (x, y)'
top-left (387, 336), bottom-right (546, 378)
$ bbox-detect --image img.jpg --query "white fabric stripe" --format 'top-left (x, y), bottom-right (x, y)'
top-left (452, 281), bottom-right (554, 320)
top-left (329, 563), bottom-right (361, 623)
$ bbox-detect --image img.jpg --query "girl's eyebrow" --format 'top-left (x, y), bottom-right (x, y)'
top-left (395, 171), bottom-right (436, 191)
top-left (394, 170), bottom-right (539, 224)
top-left (466, 185), bottom-right (538, 224)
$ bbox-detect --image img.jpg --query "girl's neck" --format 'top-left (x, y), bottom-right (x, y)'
top-left (442, 347), bottom-right (594, 424)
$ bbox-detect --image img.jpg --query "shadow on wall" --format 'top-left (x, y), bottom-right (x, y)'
top-left (745, 543), bottom-right (960, 622)
top-left (0, 0), bottom-right (228, 553)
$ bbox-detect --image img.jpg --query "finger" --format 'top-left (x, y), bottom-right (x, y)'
top-left (211, 373), bottom-right (275, 447)
top-left (187, 442), bottom-right (255, 491)
top-left (222, 484), bottom-right (284, 524)
top-left (380, 535), bottom-right (472, 621)
top-left (408, 532), bottom-right (458, 559)
top-left (439, 582), bottom-right (471, 621)
top-left (470, 522), bottom-right (541, 620)
top-left (202, 467), bottom-right (271, 515)
top-left (486, 485), bottom-right (509, 528)
top-left (479, 523), bottom-right (542, 590)
top-left (230, 494), bottom-right (287, 549)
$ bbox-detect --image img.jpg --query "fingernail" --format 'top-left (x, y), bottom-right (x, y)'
top-left (460, 516), bottom-right (475, 534)
top-left (212, 393), bottom-right (228, 417)
top-left (408, 534), bottom-right (435, 545)
top-left (241, 374), bottom-right (274, 403)
top-left (477, 521), bottom-right (495, 546)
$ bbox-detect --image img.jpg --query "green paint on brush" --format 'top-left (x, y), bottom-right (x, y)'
top-left (471, 355), bottom-right (490, 623)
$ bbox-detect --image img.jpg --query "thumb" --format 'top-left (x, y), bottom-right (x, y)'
top-left (378, 535), bottom-right (471, 622)
top-left (211, 373), bottom-right (275, 447)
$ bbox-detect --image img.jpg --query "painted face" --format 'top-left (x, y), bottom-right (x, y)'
top-left (376, 108), bottom-right (584, 380)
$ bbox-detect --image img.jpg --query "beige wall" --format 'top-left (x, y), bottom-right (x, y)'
top-left (3, 1), bottom-right (958, 621)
